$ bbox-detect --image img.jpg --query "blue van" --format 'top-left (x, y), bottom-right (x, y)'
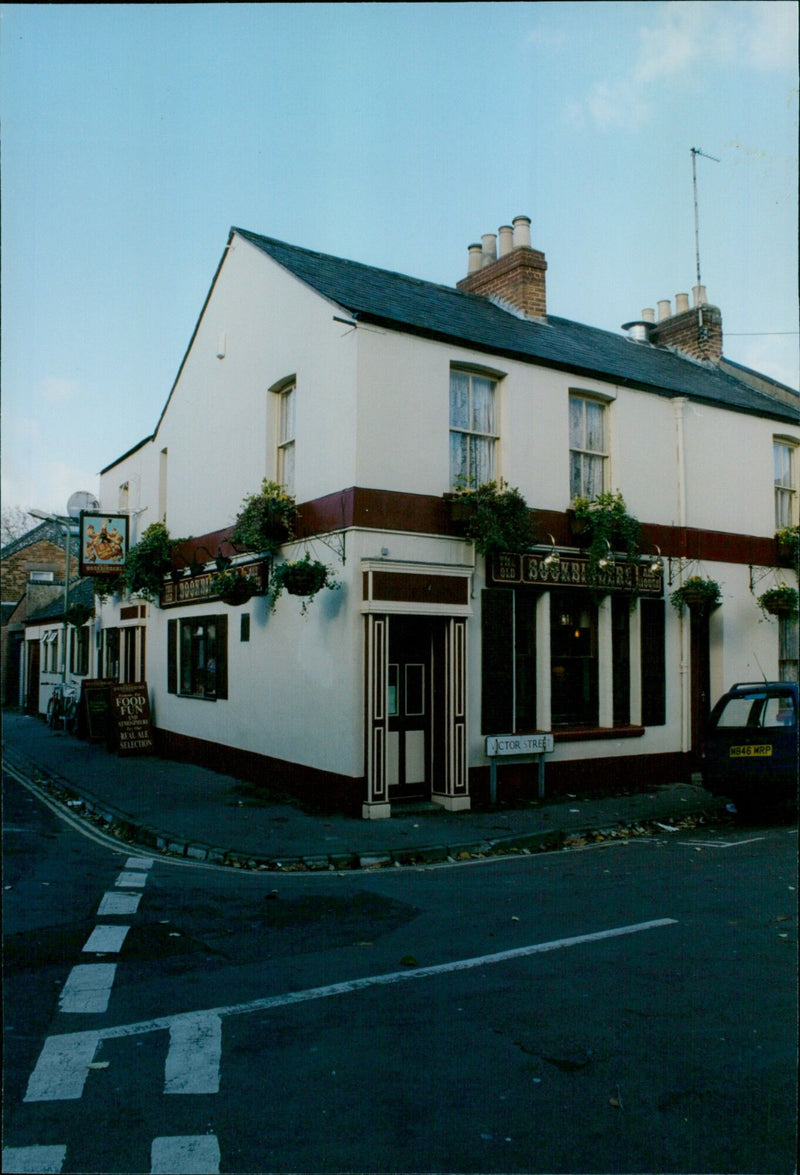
top-left (703, 681), bottom-right (798, 817)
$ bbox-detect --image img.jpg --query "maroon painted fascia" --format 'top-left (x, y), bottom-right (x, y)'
top-left (183, 488), bottom-right (781, 570)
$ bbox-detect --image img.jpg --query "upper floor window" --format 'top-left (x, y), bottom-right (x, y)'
top-left (569, 394), bottom-right (607, 500)
top-left (774, 439), bottom-right (798, 529)
top-left (277, 383), bottom-right (296, 495)
top-left (449, 370), bottom-right (497, 488)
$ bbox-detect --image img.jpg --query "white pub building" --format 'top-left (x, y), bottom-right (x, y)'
top-left (68, 217), bottom-right (798, 816)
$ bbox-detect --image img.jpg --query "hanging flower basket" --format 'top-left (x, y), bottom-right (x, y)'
top-left (231, 480), bottom-right (298, 555)
top-left (670, 576), bottom-right (722, 613)
top-left (210, 570), bottom-right (260, 606)
top-left (269, 554), bottom-right (340, 614)
top-left (757, 583), bottom-right (799, 619)
top-left (123, 522), bottom-right (190, 603)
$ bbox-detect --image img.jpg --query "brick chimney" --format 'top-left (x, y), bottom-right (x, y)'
top-left (641, 286), bottom-right (723, 361)
top-left (457, 215), bottom-right (547, 318)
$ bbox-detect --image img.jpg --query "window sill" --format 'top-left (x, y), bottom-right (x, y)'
top-left (553, 725), bottom-right (645, 743)
top-left (178, 692), bottom-right (217, 702)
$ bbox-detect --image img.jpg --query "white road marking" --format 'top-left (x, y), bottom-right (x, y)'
top-left (24, 920), bottom-right (677, 1105)
top-left (164, 1015), bottom-right (222, 1094)
top-left (2, 1145), bottom-right (67, 1173)
top-left (151, 1135), bottom-right (221, 1174)
top-left (24, 1032), bottom-right (100, 1101)
top-left (59, 964), bottom-right (117, 1013)
top-left (97, 891), bottom-right (141, 916)
top-left (115, 870), bottom-right (148, 887)
top-left (39, 918), bottom-right (681, 1055)
top-left (678, 837), bottom-right (766, 849)
top-left (82, 925), bottom-right (130, 953)
top-left (2, 1142), bottom-right (66, 1170)
top-left (125, 856), bottom-right (155, 869)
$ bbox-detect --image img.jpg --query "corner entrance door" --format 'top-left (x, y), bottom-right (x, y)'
top-left (387, 617), bottom-right (432, 801)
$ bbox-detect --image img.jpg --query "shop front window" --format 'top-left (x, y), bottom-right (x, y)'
top-left (550, 591), bottom-right (598, 727)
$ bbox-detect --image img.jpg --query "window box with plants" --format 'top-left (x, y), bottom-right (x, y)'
top-left (445, 480), bottom-right (536, 555)
top-left (269, 553), bottom-right (340, 614)
top-left (231, 480), bottom-right (298, 555)
top-left (210, 569), bottom-right (261, 606)
top-left (775, 525), bottom-right (799, 569)
top-left (569, 491), bottom-right (641, 584)
top-left (757, 582), bottom-right (799, 619)
top-left (670, 576), bottom-right (722, 613)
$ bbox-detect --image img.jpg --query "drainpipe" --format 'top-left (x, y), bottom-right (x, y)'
top-left (673, 397), bottom-right (690, 753)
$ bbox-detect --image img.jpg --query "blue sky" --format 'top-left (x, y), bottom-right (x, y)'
top-left (2, 1), bottom-right (797, 516)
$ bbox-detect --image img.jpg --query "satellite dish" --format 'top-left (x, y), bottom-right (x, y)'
top-left (67, 491), bottom-right (100, 519)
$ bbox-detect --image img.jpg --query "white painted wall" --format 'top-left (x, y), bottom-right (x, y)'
top-left (93, 231), bottom-right (797, 793)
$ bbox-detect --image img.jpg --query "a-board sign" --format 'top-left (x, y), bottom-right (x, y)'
top-left (109, 683), bottom-right (155, 755)
top-left (485, 733), bottom-right (554, 757)
top-left (78, 679), bottom-right (115, 743)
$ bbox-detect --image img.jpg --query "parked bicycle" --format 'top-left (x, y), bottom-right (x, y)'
top-left (46, 681), bottom-right (79, 732)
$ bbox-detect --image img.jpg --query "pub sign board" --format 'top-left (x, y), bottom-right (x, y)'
top-left (490, 551), bottom-right (663, 596)
top-left (109, 683), bottom-right (155, 755)
top-left (79, 512), bottom-right (129, 577)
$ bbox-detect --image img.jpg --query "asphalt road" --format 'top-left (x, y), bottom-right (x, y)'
top-left (3, 765), bottom-right (797, 1174)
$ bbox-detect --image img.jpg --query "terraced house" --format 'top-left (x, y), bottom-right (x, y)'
top-left (79, 217), bottom-right (798, 816)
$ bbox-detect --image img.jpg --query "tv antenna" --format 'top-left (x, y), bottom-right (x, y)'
top-left (690, 147), bottom-right (719, 291)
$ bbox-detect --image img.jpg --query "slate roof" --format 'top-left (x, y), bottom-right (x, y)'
top-left (25, 577), bottom-right (95, 625)
top-left (235, 228), bottom-right (798, 426)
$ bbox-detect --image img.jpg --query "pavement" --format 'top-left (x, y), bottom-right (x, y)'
top-left (1, 710), bottom-right (730, 871)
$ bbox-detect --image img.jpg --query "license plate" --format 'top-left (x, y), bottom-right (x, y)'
top-left (729, 744), bottom-right (773, 758)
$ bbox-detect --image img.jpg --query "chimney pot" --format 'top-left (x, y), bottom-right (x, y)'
top-left (693, 284), bottom-right (707, 307)
top-left (641, 307), bottom-right (655, 323)
top-left (498, 225), bottom-right (514, 257)
top-left (657, 299), bottom-right (672, 322)
top-left (675, 292), bottom-right (690, 314)
top-left (512, 215), bottom-right (532, 249)
top-left (467, 243), bottom-right (483, 275)
top-left (481, 233), bottom-right (497, 266)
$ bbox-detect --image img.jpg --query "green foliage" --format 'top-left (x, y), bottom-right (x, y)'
top-left (124, 522), bottom-right (185, 602)
top-left (93, 574), bottom-right (125, 603)
top-left (269, 553), bottom-right (339, 614)
top-left (776, 525), bottom-right (799, 568)
top-left (571, 490), bottom-right (641, 585)
top-left (210, 569), bottom-right (261, 606)
top-left (231, 480), bottom-right (298, 554)
top-left (450, 480), bottom-right (536, 556)
top-left (670, 575), bottom-right (723, 613)
top-left (757, 582), bottom-right (799, 619)
top-left (65, 603), bottom-right (95, 627)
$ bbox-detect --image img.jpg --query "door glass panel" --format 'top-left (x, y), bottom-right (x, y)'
top-left (405, 664), bottom-right (425, 716)
top-left (387, 663), bottom-right (399, 716)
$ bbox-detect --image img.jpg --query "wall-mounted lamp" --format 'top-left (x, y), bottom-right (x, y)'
top-left (598, 539), bottom-right (613, 569)
top-left (646, 545), bottom-right (663, 574)
top-left (542, 533), bottom-right (560, 568)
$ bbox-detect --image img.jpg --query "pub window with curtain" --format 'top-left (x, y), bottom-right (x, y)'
top-left (167, 615), bottom-right (228, 700)
top-left (569, 393), bottom-right (607, 500)
top-left (774, 438), bottom-right (798, 529)
top-left (450, 369), bottom-right (497, 488)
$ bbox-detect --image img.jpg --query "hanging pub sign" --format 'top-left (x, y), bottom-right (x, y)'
top-left (490, 551), bottom-right (663, 596)
top-left (79, 512), bottom-right (129, 577)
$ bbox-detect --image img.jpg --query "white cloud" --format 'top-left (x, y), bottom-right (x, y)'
top-left (41, 376), bottom-right (80, 405)
top-left (576, 1), bottom-right (798, 131)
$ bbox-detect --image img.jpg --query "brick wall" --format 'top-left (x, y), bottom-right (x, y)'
top-left (457, 248), bottom-right (548, 318)
top-left (649, 305), bottom-right (722, 361)
top-left (1, 540), bottom-right (78, 602)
